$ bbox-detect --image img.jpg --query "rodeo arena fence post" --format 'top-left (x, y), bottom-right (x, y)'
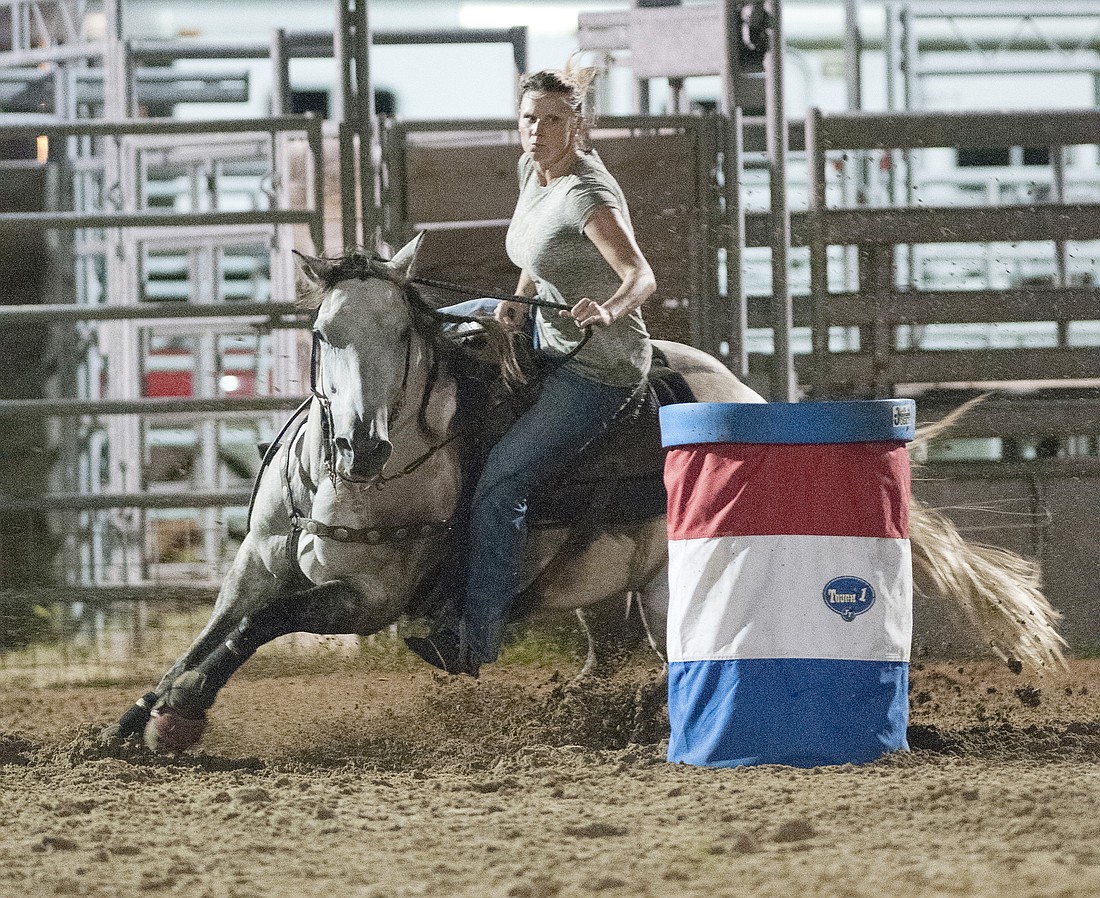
top-left (660, 399), bottom-right (917, 767)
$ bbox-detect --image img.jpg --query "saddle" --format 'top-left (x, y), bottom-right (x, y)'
top-left (453, 343), bottom-right (696, 531)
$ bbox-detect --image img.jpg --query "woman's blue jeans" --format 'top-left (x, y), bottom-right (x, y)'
top-left (439, 299), bottom-right (634, 663)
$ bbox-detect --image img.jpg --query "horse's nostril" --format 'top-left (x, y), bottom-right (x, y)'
top-left (335, 437), bottom-right (353, 454)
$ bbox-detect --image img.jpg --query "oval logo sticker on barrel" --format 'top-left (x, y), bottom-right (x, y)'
top-left (823, 576), bottom-right (876, 622)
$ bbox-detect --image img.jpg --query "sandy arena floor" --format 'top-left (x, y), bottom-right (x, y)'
top-left (0, 646), bottom-right (1098, 898)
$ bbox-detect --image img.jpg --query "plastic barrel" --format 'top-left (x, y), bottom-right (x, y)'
top-left (659, 399), bottom-right (916, 768)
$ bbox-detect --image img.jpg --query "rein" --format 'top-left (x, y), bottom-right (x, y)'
top-left (369, 278), bottom-right (593, 488)
top-left (407, 275), bottom-right (573, 311)
top-left (258, 262), bottom-right (593, 560)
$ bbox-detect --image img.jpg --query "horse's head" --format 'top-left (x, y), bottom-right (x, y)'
top-left (295, 234), bottom-right (424, 483)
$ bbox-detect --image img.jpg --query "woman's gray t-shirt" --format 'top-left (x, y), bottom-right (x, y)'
top-left (505, 151), bottom-right (652, 387)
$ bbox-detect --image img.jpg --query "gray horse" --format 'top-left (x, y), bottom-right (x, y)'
top-left (101, 235), bottom-right (1065, 752)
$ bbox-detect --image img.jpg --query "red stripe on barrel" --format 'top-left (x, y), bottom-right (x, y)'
top-left (665, 441), bottom-right (911, 541)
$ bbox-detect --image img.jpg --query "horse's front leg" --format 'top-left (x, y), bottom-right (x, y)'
top-left (100, 535), bottom-right (283, 744)
top-left (143, 578), bottom-right (375, 751)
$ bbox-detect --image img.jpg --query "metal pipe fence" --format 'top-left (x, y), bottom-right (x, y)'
top-left (805, 106), bottom-right (1100, 398)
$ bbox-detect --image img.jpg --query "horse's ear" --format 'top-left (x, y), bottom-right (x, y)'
top-left (293, 250), bottom-right (335, 287)
top-left (385, 232), bottom-right (424, 284)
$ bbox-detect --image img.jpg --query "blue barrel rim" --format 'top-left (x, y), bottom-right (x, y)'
top-left (659, 399), bottom-right (917, 447)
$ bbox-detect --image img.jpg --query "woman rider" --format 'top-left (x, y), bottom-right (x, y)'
top-left (405, 65), bottom-right (656, 676)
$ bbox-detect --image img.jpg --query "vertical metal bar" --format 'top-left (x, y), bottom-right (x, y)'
top-left (335, 0), bottom-right (356, 249)
top-left (869, 245), bottom-right (894, 399)
top-left (843, 0), bottom-right (863, 111)
top-left (719, 0), bottom-right (747, 378)
top-left (121, 40), bottom-right (136, 117)
top-left (668, 78), bottom-right (685, 114)
top-left (884, 3), bottom-right (898, 211)
top-left (339, 121), bottom-right (357, 251)
top-left (764, 0), bottom-right (796, 402)
top-left (694, 115), bottom-right (717, 356)
top-left (103, 0), bottom-right (141, 582)
top-left (900, 3), bottom-right (917, 289)
top-left (509, 25), bottom-right (528, 80)
top-left (1051, 144), bottom-right (1069, 346)
top-left (334, 0), bottom-right (352, 123)
top-left (376, 116), bottom-right (390, 242)
top-left (841, 2), bottom-right (864, 293)
top-left (308, 117), bottom-right (326, 254)
top-left (386, 121), bottom-right (410, 247)
top-left (885, 4), bottom-right (897, 115)
top-left (724, 109), bottom-right (748, 379)
top-left (1051, 145), bottom-right (1068, 287)
top-left (900, 5), bottom-right (916, 112)
top-left (353, 0), bottom-right (377, 248)
top-left (103, 0), bottom-right (125, 118)
top-left (806, 107), bottom-right (829, 399)
top-left (270, 28), bottom-right (291, 115)
top-left (634, 78), bottom-right (650, 115)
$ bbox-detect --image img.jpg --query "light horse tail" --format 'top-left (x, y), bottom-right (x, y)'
top-left (908, 397), bottom-right (1067, 670)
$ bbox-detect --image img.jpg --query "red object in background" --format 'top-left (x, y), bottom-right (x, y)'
top-left (143, 349), bottom-right (257, 398)
top-left (145, 370), bottom-right (194, 397)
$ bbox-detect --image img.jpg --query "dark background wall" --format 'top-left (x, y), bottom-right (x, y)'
top-left (0, 151), bottom-right (55, 585)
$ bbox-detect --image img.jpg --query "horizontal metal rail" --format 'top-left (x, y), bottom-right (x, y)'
top-left (922, 457), bottom-right (1100, 479)
top-left (0, 301), bottom-right (310, 325)
top-left (742, 287), bottom-right (1100, 330)
top-left (0, 209), bottom-right (316, 232)
top-left (129, 27), bottom-right (528, 62)
top-left (0, 585), bottom-right (218, 603)
top-left (817, 287), bottom-right (1100, 328)
top-left (0, 114), bottom-right (321, 139)
top-left (823, 203), bottom-right (1100, 246)
top-left (902, 2), bottom-right (1100, 19)
top-left (0, 68), bottom-right (251, 107)
top-left (0, 396), bottom-right (308, 419)
top-left (818, 109), bottom-right (1100, 151)
top-left (913, 397), bottom-right (1100, 439)
top-left (396, 114), bottom-right (705, 135)
top-left (0, 40), bottom-right (107, 67)
top-left (0, 491), bottom-right (255, 512)
top-left (817, 347), bottom-right (1100, 386)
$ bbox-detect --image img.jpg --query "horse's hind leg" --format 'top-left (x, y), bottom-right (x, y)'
top-left (635, 565), bottom-right (669, 664)
top-left (101, 538), bottom-right (281, 743)
top-left (575, 593), bottom-right (649, 679)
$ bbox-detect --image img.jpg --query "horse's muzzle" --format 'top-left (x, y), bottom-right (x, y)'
top-left (335, 436), bottom-right (392, 482)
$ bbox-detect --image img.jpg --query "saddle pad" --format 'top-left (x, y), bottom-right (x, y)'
top-left (527, 351), bottom-right (696, 528)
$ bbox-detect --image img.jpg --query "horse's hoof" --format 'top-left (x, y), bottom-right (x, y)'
top-left (97, 724), bottom-right (124, 746)
top-left (144, 707), bottom-right (208, 753)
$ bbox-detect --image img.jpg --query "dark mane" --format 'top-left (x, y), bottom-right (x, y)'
top-left (299, 251), bottom-right (527, 434)
top-left (296, 252), bottom-right (390, 310)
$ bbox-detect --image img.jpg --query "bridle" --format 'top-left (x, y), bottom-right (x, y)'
top-left (251, 261), bottom-right (593, 561)
top-left (309, 324), bottom-right (413, 488)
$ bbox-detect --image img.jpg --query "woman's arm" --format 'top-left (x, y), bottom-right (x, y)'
top-left (495, 269), bottom-right (536, 330)
top-left (563, 205), bottom-right (656, 329)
